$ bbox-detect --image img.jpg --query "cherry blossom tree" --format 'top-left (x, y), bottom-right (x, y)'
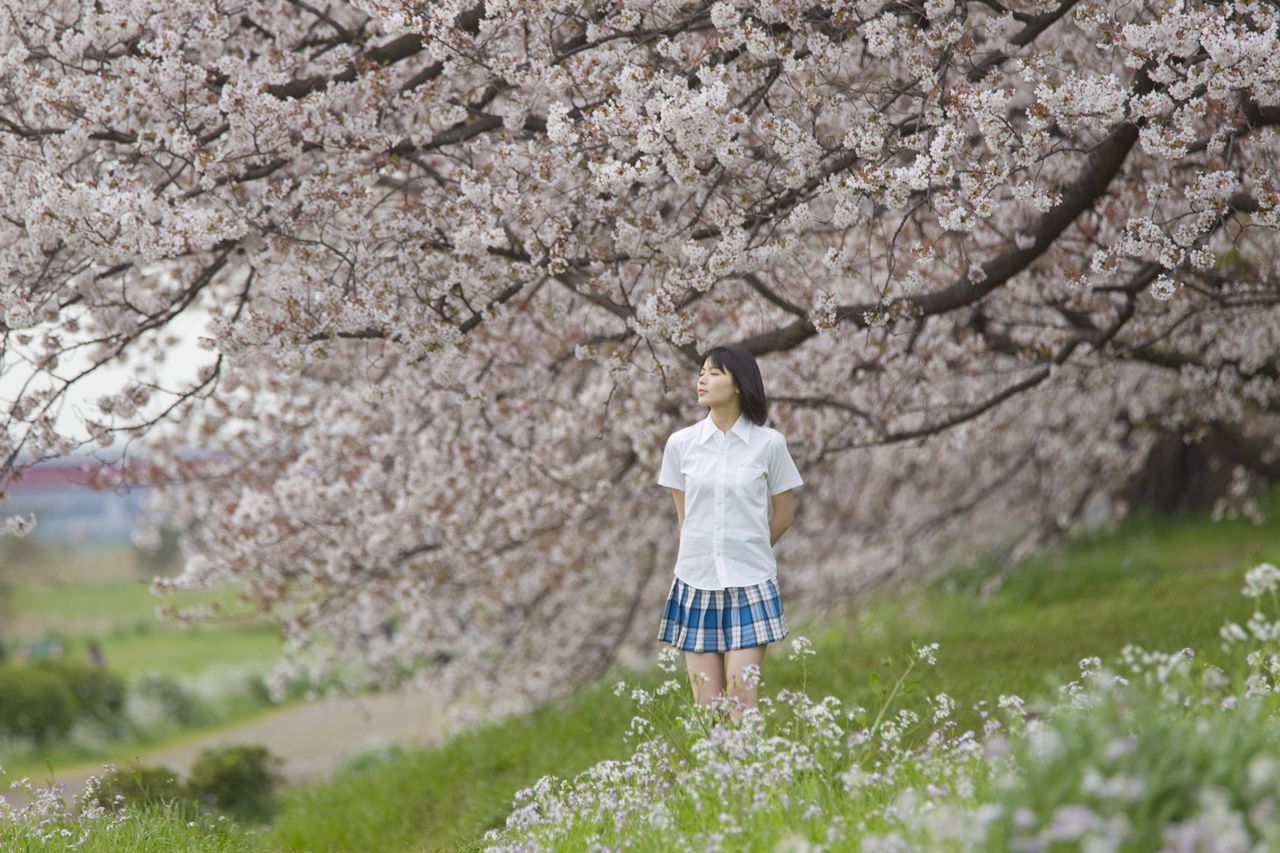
top-left (3, 0), bottom-right (1280, 711)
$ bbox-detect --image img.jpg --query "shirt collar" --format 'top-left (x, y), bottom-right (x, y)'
top-left (696, 412), bottom-right (752, 446)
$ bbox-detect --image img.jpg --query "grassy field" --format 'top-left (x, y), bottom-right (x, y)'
top-left (1, 574), bottom-right (284, 783)
top-left (5, 578), bottom-right (279, 678)
top-left (262, 491), bottom-right (1280, 851)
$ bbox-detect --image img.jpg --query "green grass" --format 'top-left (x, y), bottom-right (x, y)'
top-left (261, 488), bottom-right (1280, 852)
top-left (9, 578), bottom-right (205, 632)
top-left (264, 680), bottom-right (633, 852)
top-left (0, 799), bottom-right (256, 851)
top-left (5, 579), bottom-right (278, 678)
top-left (77, 624), bottom-right (281, 679)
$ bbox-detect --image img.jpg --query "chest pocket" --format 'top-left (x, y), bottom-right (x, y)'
top-left (736, 462), bottom-right (767, 494)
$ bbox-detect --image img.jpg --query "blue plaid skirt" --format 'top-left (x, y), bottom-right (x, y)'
top-left (657, 575), bottom-right (789, 653)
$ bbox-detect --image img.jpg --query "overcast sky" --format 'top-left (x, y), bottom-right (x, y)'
top-left (1, 305), bottom-right (218, 455)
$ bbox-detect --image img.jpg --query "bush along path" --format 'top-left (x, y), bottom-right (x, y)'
top-left (0, 680), bottom-right (460, 813)
top-left (478, 561), bottom-right (1280, 852)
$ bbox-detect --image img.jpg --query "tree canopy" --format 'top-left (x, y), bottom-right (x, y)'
top-left (3, 0), bottom-right (1280, 705)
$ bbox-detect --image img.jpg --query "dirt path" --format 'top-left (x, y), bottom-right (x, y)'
top-left (4, 686), bottom-right (476, 807)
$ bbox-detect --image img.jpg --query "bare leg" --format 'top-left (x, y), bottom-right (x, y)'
top-left (684, 651), bottom-right (726, 710)
top-left (725, 645), bottom-right (767, 724)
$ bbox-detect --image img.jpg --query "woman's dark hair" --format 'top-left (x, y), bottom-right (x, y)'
top-left (701, 346), bottom-right (769, 426)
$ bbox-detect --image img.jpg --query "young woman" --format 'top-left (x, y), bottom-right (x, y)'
top-left (656, 345), bottom-right (804, 724)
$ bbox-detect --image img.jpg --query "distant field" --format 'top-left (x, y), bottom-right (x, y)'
top-left (0, 541), bottom-right (158, 584)
top-left (5, 578), bottom-right (279, 677)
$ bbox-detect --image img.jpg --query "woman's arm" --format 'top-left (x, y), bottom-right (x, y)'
top-left (670, 488), bottom-right (685, 530)
top-left (768, 490), bottom-right (795, 547)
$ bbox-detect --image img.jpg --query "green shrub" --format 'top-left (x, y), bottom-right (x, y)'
top-left (135, 673), bottom-right (215, 726)
top-left (93, 762), bottom-right (191, 813)
top-left (29, 658), bottom-right (126, 722)
top-left (338, 745), bottom-right (409, 775)
top-left (186, 743), bottom-right (283, 819)
top-left (0, 665), bottom-right (76, 742)
top-left (244, 669), bottom-right (309, 705)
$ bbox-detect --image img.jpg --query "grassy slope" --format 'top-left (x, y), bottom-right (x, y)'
top-left (262, 490), bottom-right (1280, 852)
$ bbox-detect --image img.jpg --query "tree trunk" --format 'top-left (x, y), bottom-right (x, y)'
top-left (1120, 428), bottom-right (1254, 515)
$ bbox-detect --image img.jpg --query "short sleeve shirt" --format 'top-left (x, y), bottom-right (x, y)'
top-left (657, 412), bottom-right (804, 590)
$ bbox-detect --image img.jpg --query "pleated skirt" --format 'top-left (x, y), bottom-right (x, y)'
top-left (656, 574), bottom-right (789, 653)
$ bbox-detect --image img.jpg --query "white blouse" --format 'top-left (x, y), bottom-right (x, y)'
top-left (657, 412), bottom-right (805, 590)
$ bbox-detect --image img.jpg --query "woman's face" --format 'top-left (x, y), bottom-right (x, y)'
top-left (697, 360), bottom-right (737, 408)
